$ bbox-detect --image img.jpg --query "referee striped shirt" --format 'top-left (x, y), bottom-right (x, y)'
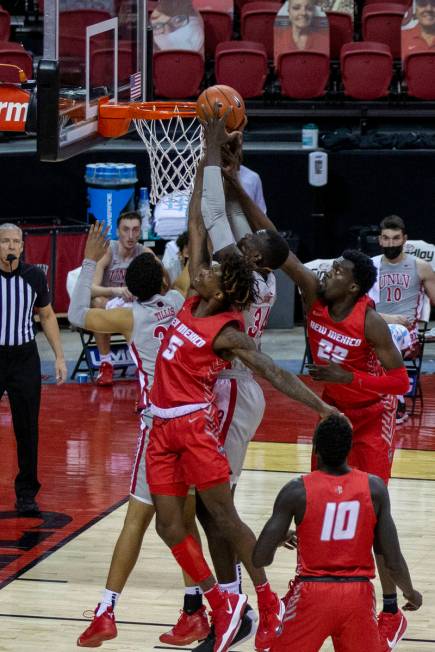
top-left (0, 263), bottom-right (50, 346)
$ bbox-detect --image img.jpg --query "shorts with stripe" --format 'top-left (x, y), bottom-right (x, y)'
top-left (215, 372), bottom-right (265, 485)
top-left (130, 411), bottom-right (153, 504)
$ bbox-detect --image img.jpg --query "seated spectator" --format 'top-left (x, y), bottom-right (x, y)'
top-left (162, 230), bottom-right (189, 284)
top-left (402, 0), bottom-right (435, 61)
top-left (274, 0), bottom-right (329, 65)
top-left (151, 0), bottom-right (204, 55)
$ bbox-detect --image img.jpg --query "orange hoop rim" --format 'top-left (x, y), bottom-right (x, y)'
top-left (98, 100), bottom-right (200, 138)
top-left (130, 101), bottom-right (198, 120)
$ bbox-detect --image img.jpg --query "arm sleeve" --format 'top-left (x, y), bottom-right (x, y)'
top-left (201, 166), bottom-right (236, 253)
top-left (349, 366), bottom-right (409, 395)
top-left (67, 259), bottom-right (97, 328)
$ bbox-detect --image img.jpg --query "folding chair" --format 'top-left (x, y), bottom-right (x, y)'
top-left (402, 294), bottom-right (431, 415)
top-left (70, 329), bottom-right (136, 381)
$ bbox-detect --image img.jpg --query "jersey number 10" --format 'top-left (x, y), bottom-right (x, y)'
top-left (320, 500), bottom-right (360, 541)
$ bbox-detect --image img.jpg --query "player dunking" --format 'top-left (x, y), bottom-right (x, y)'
top-left (146, 141), bottom-right (336, 652)
top-left (253, 414), bottom-right (422, 651)
top-left (68, 224), bottom-right (204, 648)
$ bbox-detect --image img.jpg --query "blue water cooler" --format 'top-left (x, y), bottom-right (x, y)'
top-left (85, 163), bottom-right (138, 239)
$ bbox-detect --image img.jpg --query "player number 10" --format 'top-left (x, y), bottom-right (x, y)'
top-left (320, 500), bottom-right (360, 541)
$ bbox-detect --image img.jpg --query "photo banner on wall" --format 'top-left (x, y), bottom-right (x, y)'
top-left (274, 0), bottom-right (330, 66)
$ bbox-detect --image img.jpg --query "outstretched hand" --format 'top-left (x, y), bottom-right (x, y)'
top-left (306, 361), bottom-right (353, 384)
top-left (200, 102), bottom-right (242, 151)
top-left (84, 221), bottom-right (110, 262)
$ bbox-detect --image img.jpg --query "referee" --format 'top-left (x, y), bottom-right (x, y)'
top-left (0, 223), bottom-right (67, 514)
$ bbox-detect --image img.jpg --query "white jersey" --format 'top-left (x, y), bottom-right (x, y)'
top-left (225, 271), bottom-right (276, 376)
top-left (129, 289), bottom-right (184, 409)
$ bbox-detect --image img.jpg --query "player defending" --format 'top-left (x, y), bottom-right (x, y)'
top-left (253, 414), bottom-right (422, 651)
top-left (146, 141), bottom-right (336, 652)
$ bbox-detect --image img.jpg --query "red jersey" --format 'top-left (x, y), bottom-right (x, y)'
top-left (297, 469), bottom-right (376, 578)
top-left (150, 295), bottom-right (244, 417)
top-left (307, 296), bottom-right (383, 407)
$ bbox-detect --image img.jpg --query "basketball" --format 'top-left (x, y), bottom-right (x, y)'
top-left (196, 85), bottom-right (246, 131)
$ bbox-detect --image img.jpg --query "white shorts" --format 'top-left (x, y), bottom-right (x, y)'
top-left (215, 372), bottom-right (265, 485)
top-left (130, 411), bottom-right (153, 504)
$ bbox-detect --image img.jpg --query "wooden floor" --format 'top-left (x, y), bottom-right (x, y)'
top-left (0, 382), bottom-right (434, 651)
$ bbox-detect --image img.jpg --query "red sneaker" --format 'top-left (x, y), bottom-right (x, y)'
top-left (77, 606), bottom-right (117, 647)
top-left (255, 592), bottom-right (285, 651)
top-left (159, 606), bottom-right (210, 645)
top-left (378, 609), bottom-right (408, 651)
top-left (211, 592), bottom-right (247, 652)
top-left (96, 362), bottom-right (113, 386)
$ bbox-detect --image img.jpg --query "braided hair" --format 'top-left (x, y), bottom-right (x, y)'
top-left (220, 251), bottom-right (259, 311)
top-left (314, 414), bottom-right (353, 467)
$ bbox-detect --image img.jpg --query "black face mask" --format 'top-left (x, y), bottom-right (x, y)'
top-left (382, 245), bottom-right (403, 260)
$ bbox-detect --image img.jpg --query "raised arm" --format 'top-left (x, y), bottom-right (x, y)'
top-left (187, 161), bottom-right (211, 287)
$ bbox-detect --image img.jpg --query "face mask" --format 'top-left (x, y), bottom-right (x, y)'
top-left (382, 245), bottom-right (403, 260)
top-left (154, 17), bottom-right (204, 52)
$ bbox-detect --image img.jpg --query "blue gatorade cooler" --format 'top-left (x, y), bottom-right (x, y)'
top-left (85, 163), bottom-right (138, 239)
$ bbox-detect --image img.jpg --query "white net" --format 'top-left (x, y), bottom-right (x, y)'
top-left (134, 110), bottom-right (203, 205)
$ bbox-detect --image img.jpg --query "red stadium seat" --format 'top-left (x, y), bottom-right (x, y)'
top-left (363, 0), bottom-right (410, 6)
top-left (404, 52), bottom-right (435, 100)
top-left (362, 3), bottom-right (405, 59)
top-left (0, 41), bottom-right (25, 51)
top-left (341, 42), bottom-right (392, 99)
top-left (0, 6), bottom-right (10, 41)
top-left (91, 45), bottom-right (133, 86)
top-left (236, 0), bottom-right (281, 11)
top-left (326, 11), bottom-right (353, 59)
top-left (277, 50), bottom-right (329, 99)
top-left (59, 9), bottom-right (112, 33)
top-left (0, 48), bottom-right (32, 79)
top-left (215, 41), bottom-right (267, 98)
top-left (153, 50), bottom-right (204, 98)
top-left (240, 3), bottom-right (281, 58)
top-left (199, 9), bottom-right (232, 59)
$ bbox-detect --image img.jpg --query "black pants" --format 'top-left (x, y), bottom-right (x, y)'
top-left (0, 340), bottom-right (41, 500)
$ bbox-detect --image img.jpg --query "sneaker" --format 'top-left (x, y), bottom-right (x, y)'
top-left (255, 593), bottom-right (285, 652)
top-left (77, 605), bottom-right (117, 647)
top-left (378, 610), bottom-right (407, 651)
top-left (396, 401), bottom-right (409, 425)
top-left (96, 362), bottom-right (113, 386)
top-left (193, 604), bottom-right (257, 652)
top-left (212, 592), bottom-right (247, 652)
top-left (193, 625), bottom-right (215, 651)
top-left (159, 606), bottom-right (210, 645)
top-left (15, 496), bottom-right (40, 515)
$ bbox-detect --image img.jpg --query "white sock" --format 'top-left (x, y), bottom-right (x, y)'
top-left (96, 589), bottom-right (120, 616)
top-left (100, 353), bottom-right (112, 364)
top-left (185, 586), bottom-right (202, 595)
top-left (219, 580), bottom-right (240, 595)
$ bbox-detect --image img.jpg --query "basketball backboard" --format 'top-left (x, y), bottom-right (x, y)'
top-left (37, 0), bottom-right (147, 161)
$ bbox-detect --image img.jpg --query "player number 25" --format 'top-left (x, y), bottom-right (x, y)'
top-left (320, 500), bottom-right (360, 541)
top-left (162, 334), bottom-right (184, 361)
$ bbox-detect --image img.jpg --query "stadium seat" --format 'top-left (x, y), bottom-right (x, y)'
top-left (0, 48), bottom-right (32, 79)
top-left (362, 3), bottom-right (406, 59)
top-left (59, 9), bottom-right (112, 33)
top-left (0, 6), bottom-right (10, 41)
top-left (91, 45), bottom-right (133, 87)
top-left (236, 0), bottom-right (280, 10)
top-left (326, 11), bottom-right (353, 59)
top-left (404, 52), bottom-right (435, 100)
top-left (153, 50), bottom-right (204, 98)
top-left (341, 42), bottom-right (393, 99)
top-left (241, 2), bottom-right (281, 59)
top-left (277, 51), bottom-right (330, 99)
top-left (0, 41), bottom-right (25, 51)
top-left (215, 41), bottom-right (267, 98)
top-left (199, 9), bottom-right (233, 59)
top-left (363, 0), bottom-right (410, 6)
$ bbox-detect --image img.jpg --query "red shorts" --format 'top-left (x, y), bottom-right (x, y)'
top-left (313, 395), bottom-right (397, 484)
top-left (272, 579), bottom-right (381, 652)
top-left (146, 407), bottom-right (230, 496)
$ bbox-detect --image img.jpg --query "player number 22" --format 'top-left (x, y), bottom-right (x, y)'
top-left (320, 500), bottom-right (360, 541)
top-left (317, 338), bottom-right (349, 363)
top-left (162, 334), bottom-right (184, 361)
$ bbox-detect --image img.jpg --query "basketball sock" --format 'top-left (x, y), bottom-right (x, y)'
top-left (183, 587), bottom-right (203, 614)
top-left (255, 581), bottom-right (274, 608)
top-left (204, 583), bottom-right (225, 610)
top-left (100, 353), bottom-right (112, 365)
top-left (96, 589), bottom-right (119, 616)
top-left (236, 562), bottom-right (243, 592)
top-left (383, 593), bottom-right (398, 614)
top-left (219, 580), bottom-right (240, 595)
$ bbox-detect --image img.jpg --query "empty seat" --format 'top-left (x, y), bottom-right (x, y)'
top-left (341, 42), bottom-right (392, 99)
top-left (0, 6), bottom-right (10, 41)
top-left (277, 50), bottom-right (330, 99)
top-left (153, 50), bottom-right (204, 98)
top-left (59, 9), bottom-right (112, 33)
top-left (362, 3), bottom-right (405, 58)
top-left (241, 2), bottom-right (281, 59)
top-left (200, 9), bottom-right (232, 59)
top-left (0, 49), bottom-right (32, 79)
top-left (91, 45), bottom-right (133, 87)
top-left (0, 41), bottom-right (25, 51)
top-left (404, 52), bottom-right (435, 100)
top-left (326, 11), bottom-right (353, 59)
top-left (236, 0), bottom-right (280, 10)
top-left (215, 41), bottom-right (267, 98)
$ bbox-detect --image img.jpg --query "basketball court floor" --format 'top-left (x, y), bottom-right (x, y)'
top-left (0, 327), bottom-right (434, 651)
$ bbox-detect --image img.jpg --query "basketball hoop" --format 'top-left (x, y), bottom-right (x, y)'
top-left (98, 101), bottom-right (203, 205)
